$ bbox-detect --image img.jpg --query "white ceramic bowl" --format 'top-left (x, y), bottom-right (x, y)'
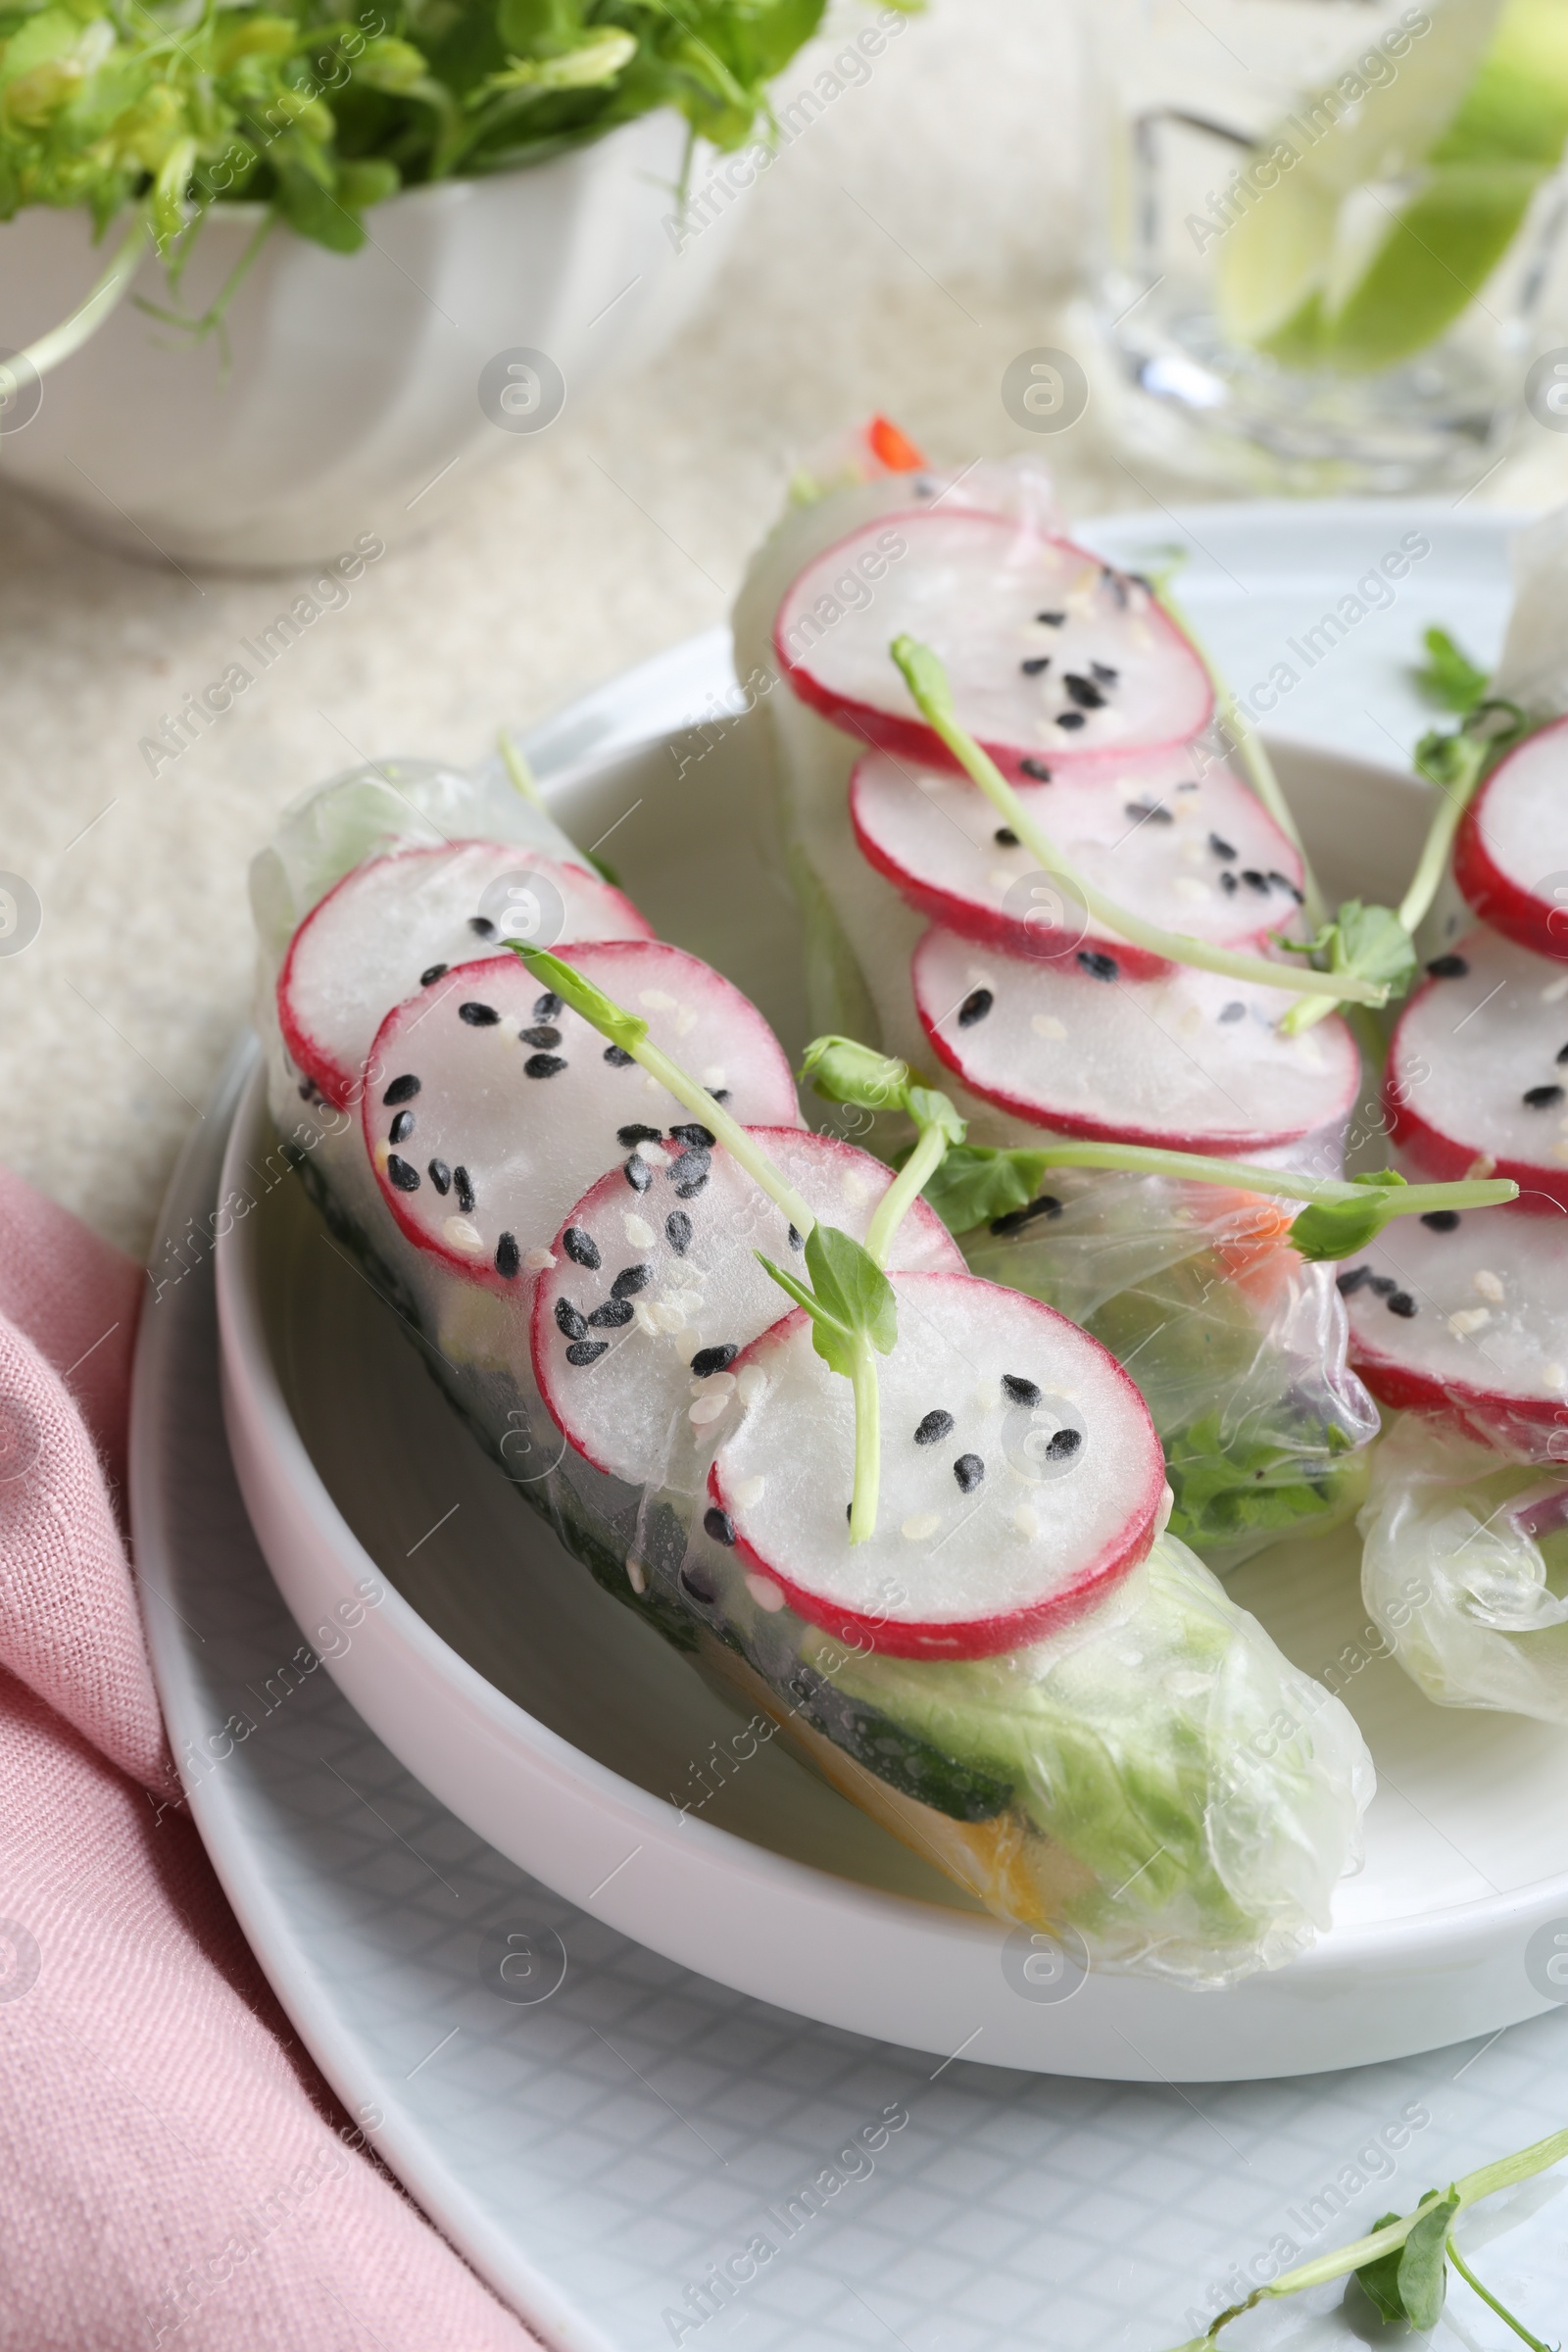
top-left (214, 584), bottom-right (1568, 2082)
top-left (0, 112), bottom-right (728, 568)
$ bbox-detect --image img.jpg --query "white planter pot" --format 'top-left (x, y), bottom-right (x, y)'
top-left (0, 111), bottom-right (726, 568)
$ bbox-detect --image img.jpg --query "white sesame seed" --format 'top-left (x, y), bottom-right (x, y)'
top-left (373, 1140), bottom-right (390, 1172)
top-left (1031, 1013), bottom-right (1067, 1040)
top-left (989, 870), bottom-right (1016, 893)
top-left (1172, 876), bottom-right (1210, 902)
top-left (745, 1571), bottom-right (784, 1611)
top-left (641, 1074), bottom-right (663, 1095)
top-left (734, 1476), bottom-right (765, 1508)
top-left (522, 1248), bottom-right (557, 1274)
top-left (1012, 1505), bottom-right (1038, 1539)
top-left (702, 1065), bottom-right (726, 1088)
top-left (974, 1381), bottom-right (1001, 1412)
top-left (966, 964), bottom-right (994, 989)
top-left (1465, 1152), bottom-right (1496, 1180)
top-left (623, 1213), bottom-right (656, 1248)
top-left (1543, 973), bottom-right (1568, 1004)
top-left (1448, 1307), bottom-right (1491, 1336)
top-left (637, 1143), bottom-right (670, 1170)
top-left (902, 1512), bottom-right (942, 1541)
top-left (1178, 1005), bottom-right (1203, 1037)
top-left (626, 1558), bottom-right (647, 1594)
top-left (443, 1216), bottom-right (484, 1255)
top-left (689, 1395), bottom-right (729, 1426)
top-left (639, 988), bottom-right (676, 1010)
top-left (1473, 1269), bottom-right (1504, 1302)
top-left (1546, 1364), bottom-right (1568, 1393)
top-left (633, 1301), bottom-right (659, 1337)
top-left (652, 1298), bottom-right (688, 1332)
top-left (841, 1169), bottom-right (874, 1204)
top-left (737, 1364), bottom-right (768, 1405)
top-left (674, 1006), bottom-right (699, 1037)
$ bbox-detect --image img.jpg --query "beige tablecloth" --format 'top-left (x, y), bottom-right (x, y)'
top-left (4, 0), bottom-right (1567, 1259)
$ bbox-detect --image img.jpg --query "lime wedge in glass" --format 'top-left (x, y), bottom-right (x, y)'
top-left (1216, 0), bottom-right (1568, 373)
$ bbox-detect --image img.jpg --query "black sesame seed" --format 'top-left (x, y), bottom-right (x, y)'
top-left (468, 915), bottom-right (496, 938)
top-left (788, 1224), bottom-right (805, 1251)
top-left (1001, 1377), bottom-right (1041, 1408)
top-left (669, 1123), bottom-right (716, 1149)
top-left (389, 1107), bottom-right (415, 1144)
top-left (604, 1045), bottom-right (635, 1067)
top-left (692, 1344), bottom-right (738, 1378)
top-left (1336, 1265), bottom-right (1372, 1296)
top-left (958, 988), bottom-right (994, 1028)
top-left (1426, 955), bottom-right (1469, 979)
top-left (1035, 611), bottom-right (1065, 626)
top-left (1269, 871), bottom-right (1304, 902)
top-left (1220, 871), bottom-right (1238, 896)
top-left (520, 1024), bottom-right (563, 1049)
top-left (1091, 662), bottom-right (1119, 686)
top-left (612, 1263), bottom-right (651, 1298)
top-left (1557, 1044), bottom-right (1568, 1065)
top-left (1055, 710), bottom-right (1087, 731)
top-left (495, 1233), bottom-right (520, 1280)
top-left (533, 992), bottom-right (562, 1020)
top-left (386, 1154), bottom-right (419, 1192)
top-left (1369, 1276), bottom-right (1396, 1298)
top-left (588, 1298), bottom-right (634, 1328)
top-left (954, 1452), bottom-right (985, 1494)
top-left (671, 1153), bottom-right (711, 1200)
top-left (565, 1341), bottom-right (609, 1368)
top-left (1421, 1210), bottom-right (1461, 1233)
top-left (427, 1158), bottom-right (451, 1196)
top-left (419, 963), bottom-right (448, 987)
top-left (525, 1054), bottom-right (568, 1079)
top-left (1208, 834), bottom-right (1237, 860)
top-left (459, 1002), bottom-right (500, 1026)
top-left (681, 1563), bottom-right (718, 1602)
top-left (563, 1226), bottom-right (601, 1269)
top-left (1388, 1292), bottom-right (1417, 1318)
top-left (1019, 757), bottom-right (1053, 782)
top-left (555, 1298), bottom-right (589, 1342)
top-left (1045, 1428), bottom-right (1082, 1460)
top-left (1241, 868), bottom-right (1269, 895)
top-left (1125, 799), bottom-right (1173, 825)
top-left (1063, 672), bottom-right (1105, 710)
top-left (989, 1197), bottom-right (1062, 1238)
top-left (711, 1089), bottom-right (732, 1103)
top-left (994, 827), bottom-right (1019, 847)
top-left (624, 1155), bottom-right (653, 1193)
top-left (1102, 566), bottom-right (1130, 609)
top-left (1218, 1002), bottom-right (1247, 1024)
top-left (1077, 949), bottom-right (1118, 981)
top-left (914, 1409), bottom-right (955, 1446)
top-left (1020, 656), bottom-right (1052, 677)
top-left (454, 1166), bottom-right (475, 1214)
top-left (383, 1073), bottom-right (420, 1106)
top-left (666, 1211), bottom-right (693, 1255)
top-left (617, 1123), bottom-right (663, 1148)
top-left (1525, 1084), bottom-right (1565, 1109)
top-left (704, 1507), bottom-right (736, 1546)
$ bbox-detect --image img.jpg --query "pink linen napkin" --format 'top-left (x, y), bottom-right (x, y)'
top-left (0, 1167), bottom-right (536, 2352)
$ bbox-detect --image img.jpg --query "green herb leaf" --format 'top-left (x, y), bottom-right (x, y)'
top-left (1351, 2210), bottom-right (1407, 2323)
top-left (755, 1250), bottom-right (853, 1373)
top-left (1290, 1171), bottom-right (1408, 1261)
top-left (1325, 899), bottom-right (1420, 998)
top-left (514, 946), bottom-right (647, 1054)
top-left (904, 1084), bottom-right (967, 1147)
top-left (806, 1224), bottom-right (898, 1357)
top-left (914, 1142), bottom-right (1052, 1235)
top-left (799, 1034), bottom-right (909, 1112)
top-left (1416, 625), bottom-right (1490, 713)
top-left (1397, 2192), bottom-right (1458, 2328)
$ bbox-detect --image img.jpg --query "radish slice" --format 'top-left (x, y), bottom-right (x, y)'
top-left (850, 745), bottom-right (1304, 976)
top-left (364, 942), bottom-right (801, 1284)
top-left (773, 511), bottom-right (1213, 778)
top-left (705, 1272), bottom-right (1166, 1660)
top-left (912, 926), bottom-right (1359, 1158)
top-left (1387, 927), bottom-right (1568, 1213)
top-left (1453, 720), bottom-right (1568, 962)
top-left (1341, 1207), bottom-right (1568, 1451)
top-left (279, 841), bottom-right (652, 1107)
top-left (532, 1129), bottom-right (963, 1485)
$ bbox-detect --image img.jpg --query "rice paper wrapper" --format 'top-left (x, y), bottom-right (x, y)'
top-left (1359, 1412), bottom-right (1568, 1720)
top-left (966, 1173), bottom-right (1379, 1568)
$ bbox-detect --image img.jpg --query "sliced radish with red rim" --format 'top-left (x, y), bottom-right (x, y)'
top-left (1454, 720), bottom-right (1568, 961)
top-left (1342, 1206), bottom-right (1568, 1451)
top-left (1387, 927), bottom-right (1568, 1213)
top-left (774, 511), bottom-right (1212, 779)
top-left (912, 927), bottom-right (1359, 1160)
top-left (705, 1271), bottom-right (1166, 1660)
top-left (364, 942), bottom-right (801, 1284)
top-left (532, 1128), bottom-right (963, 1485)
top-left (279, 841), bottom-right (652, 1107)
top-left (850, 745), bottom-right (1304, 976)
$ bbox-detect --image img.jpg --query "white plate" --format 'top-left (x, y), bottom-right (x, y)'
top-left (211, 498), bottom-right (1568, 2083)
